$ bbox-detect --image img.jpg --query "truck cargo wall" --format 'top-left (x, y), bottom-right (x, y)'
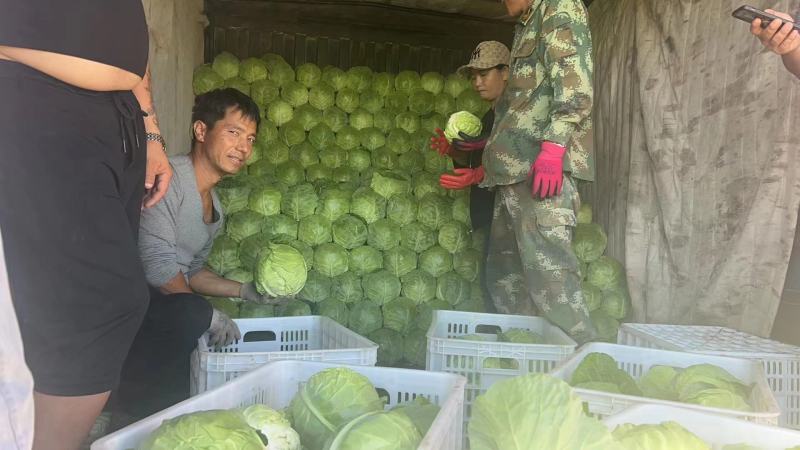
top-left (587, 0), bottom-right (800, 337)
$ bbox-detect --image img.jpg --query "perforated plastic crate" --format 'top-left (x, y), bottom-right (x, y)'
top-left (605, 404), bottom-right (800, 449)
top-left (618, 323), bottom-right (800, 428)
top-left (549, 342), bottom-right (781, 424)
top-left (190, 316), bottom-right (377, 395)
top-left (93, 361), bottom-right (466, 450)
top-left (426, 310), bottom-right (577, 433)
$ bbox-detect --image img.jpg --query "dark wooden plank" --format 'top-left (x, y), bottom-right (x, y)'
top-left (339, 37), bottom-right (352, 69)
top-left (284, 33), bottom-right (296, 65)
top-left (329, 37), bottom-right (341, 69)
top-left (206, 1), bottom-right (513, 49)
top-left (373, 42), bottom-right (387, 73)
top-left (258, 30), bottom-right (272, 57)
top-left (364, 41), bottom-right (376, 70)
top-left (316, 36), bottom-right (329, 67)
top-left (204, 0), bottom-right (513, 74)
top-left (294, 34), bottom-right (306, 65)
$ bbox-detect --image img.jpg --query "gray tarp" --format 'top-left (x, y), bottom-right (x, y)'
top-left (585, 0), bottom-right (800, 336)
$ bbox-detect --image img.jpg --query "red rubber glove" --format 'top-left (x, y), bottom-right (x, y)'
top-left (430, 128), bottom-right (451, 156)
top-left (529, 141), bottom-right (565, 199)
top-left (439, 166), bottom-right (485, 190)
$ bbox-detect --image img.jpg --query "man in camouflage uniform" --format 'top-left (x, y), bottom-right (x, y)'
top-left (482, 0), bottom-right (596, 342)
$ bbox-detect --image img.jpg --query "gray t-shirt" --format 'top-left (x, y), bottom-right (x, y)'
top-left (139, 155), bottom-right (224, 287)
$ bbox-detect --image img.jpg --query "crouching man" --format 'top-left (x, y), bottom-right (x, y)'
top-left (113, 88), bottom-right (277, 427)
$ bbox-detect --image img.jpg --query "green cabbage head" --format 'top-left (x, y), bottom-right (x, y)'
top-left (348, 301), bottom-right (383, 336)
top-left (314, 243), bottom-right (350, 278)
top-left (193, 65), bottom-right (224, 95)
top-left (573, 223), bottom-right (608, 263)
top-left (240, 57), bottom-right (268, 83)
top-left (212, 52), bottom-right (240, 80)
top-left (363, 270), bottom-right (402, 306)
top-left (444, 111), bottom-right (483, 142)
top-left (612, 421), bottom-right (709, 450)
top-left (289, 367), bottom-right (384, 450)
top-left (316, 298), bottom-right (349, 327)
top-left (139, 410), bottom-right (263, 450)
top-left (349, 246), bottom-right (383, 276)
top-left (207, 236), bottom-right (241, 275)
top-left (368, 328), bottom-right (405, 366)
top-left (570, 352), bottom-right (642, 396)
top-left (255, 243), bottom-right (308, 297)
top-left (468, 373), bottom-right (616, 450)
top-left (241, 404), bottom-right (301, 450)
top-left (326, 410), bottom-right (421, 450)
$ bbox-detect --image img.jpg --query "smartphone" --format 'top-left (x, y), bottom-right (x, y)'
top-left (732, 5), bottom-right (800, 31)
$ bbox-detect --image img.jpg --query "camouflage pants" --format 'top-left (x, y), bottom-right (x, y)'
top-left (486, 176), bottom-right (597, 343)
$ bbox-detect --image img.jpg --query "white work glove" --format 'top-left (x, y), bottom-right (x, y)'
top-left (208, 308), bottom-right (241, 348)
top-left (239, 282), bottom-right (281, 305)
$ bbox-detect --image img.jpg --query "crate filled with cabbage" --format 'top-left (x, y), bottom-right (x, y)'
top-left (464, 372), bottom-right (798, 450)
top-left (573, 204), bottom-right (632, 341)
top-left (618, 323), bottom-right (800, 429)
top-left (604, 404), bottom-right (800, 450)
top-left (548, 343), bottom-right (780, 424)
top-left (92, 361), bottom-right (466, 450)
top-left (196, 51), bottom-right (493, 368)
top-left (426, 310), bottom-right (576, 429)
top-left (190, 316), bottom-right (378, 395)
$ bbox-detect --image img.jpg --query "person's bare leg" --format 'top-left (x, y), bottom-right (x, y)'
top-left (32, 391), bottom-right (109, 450)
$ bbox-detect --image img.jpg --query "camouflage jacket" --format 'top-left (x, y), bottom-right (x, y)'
top-left (481, 0), bottom-right (594, 187)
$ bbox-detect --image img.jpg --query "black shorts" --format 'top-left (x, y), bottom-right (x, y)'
top-left (0, 61), bottom-right (150, 396)
top-left (470, 184), bottom-right (495, 231)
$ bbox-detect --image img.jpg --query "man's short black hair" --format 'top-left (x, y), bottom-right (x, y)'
top-left (191, 88), bottom-right (260, 144)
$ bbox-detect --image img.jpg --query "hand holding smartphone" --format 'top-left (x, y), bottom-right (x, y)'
top-left (732, 5), bottom-right (800, 31)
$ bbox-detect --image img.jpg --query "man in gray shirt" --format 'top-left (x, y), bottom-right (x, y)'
top-left (112, 88), bottom-right (273, 427)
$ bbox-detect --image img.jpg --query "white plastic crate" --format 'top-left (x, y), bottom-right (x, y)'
top-left (93, 361), bottom-right (466, 450)
top-left (426, 310), bottom-right (577, 429)
top-left (618, 323), bottom-right (800, 428)
top-left (549, 342), bottom-right (781, 424)
top-left (190, 316), bottom-right (377, 395)
top-left (604, 404), bottom-right (800, 449)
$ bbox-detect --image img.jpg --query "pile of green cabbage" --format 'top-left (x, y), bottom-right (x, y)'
top-left (139, 367), bottom-right (440, 450)
top-left (196, 52), bottom-right (492, 367)
top-left (467, 372), bottom-right (785, 450)
top-left (573, 204), bottom-right (631, 341)
top-left (569, 352), bottom-right (754, 411)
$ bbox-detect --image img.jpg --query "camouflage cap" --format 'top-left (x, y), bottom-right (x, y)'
top-left (458, 41), bottom-right (511, 76)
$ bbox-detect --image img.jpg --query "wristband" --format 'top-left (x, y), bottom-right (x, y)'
top-left (145, 132), bottom-right (167, 153)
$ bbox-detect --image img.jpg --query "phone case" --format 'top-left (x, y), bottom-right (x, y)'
top-left (732, 5), bottom-right (800, 30)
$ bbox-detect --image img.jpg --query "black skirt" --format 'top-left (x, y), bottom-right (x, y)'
top-left (0, 61), bottom-right (150, 396)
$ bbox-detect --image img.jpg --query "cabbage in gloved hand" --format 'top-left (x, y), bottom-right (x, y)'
top-left (443, 111), bottom-right (483, 142)
top-left (255, 243), bottom-right (308, 297)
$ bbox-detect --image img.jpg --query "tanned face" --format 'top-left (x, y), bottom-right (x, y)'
top-left (470, 66), bottom-right (509, 102)
top-left (192, 107), bottom-right (258, 176)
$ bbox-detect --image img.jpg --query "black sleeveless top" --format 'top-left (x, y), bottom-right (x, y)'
top-left (0, 0), bottom-right (149, 77)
